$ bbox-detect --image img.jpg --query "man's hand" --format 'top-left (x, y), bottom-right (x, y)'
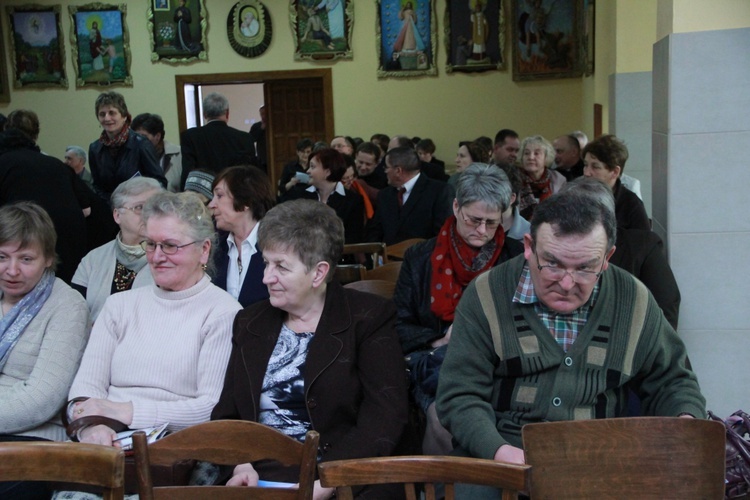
top-left (430, 325), bottom-right (452, 348)
top-left (493, 444), bottom-right (525, 464)
top-left (227, 463), bottom-right (259, 487)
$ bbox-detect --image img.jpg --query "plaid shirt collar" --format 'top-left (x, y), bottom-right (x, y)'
top-left (513, 262), bottom-right (601, 351)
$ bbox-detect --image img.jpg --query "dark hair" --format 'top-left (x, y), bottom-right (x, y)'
top-left (530, 189), bottom-right (617, 251)
top-left (582, 134), bottom-right (629, 173)
top-left (6, 110), bottom-right (40, 142)
top-left (391, 135), bottom-right (413, 149)
top-left (370, 133), bottom-right (390, 153)
top-left (258, 199), bottom-right (344, 282)
top-left (296, 138), bottom-right (314, 151)
top-left (386, 146), bottom-right (420, 172)
top-left (95, 91), bottom-right (129, 118)
top-left (214, 165), bottom-right (275, 220)
top-left (460, 140), bottom-right (490, 164)
top-left (310, 148), bottom-right (347, 182)
top-left (494, 128), bottom-right (519, 146)
top-left (474, 136), bottom-right (493, 156)
top-left (416, 138), bottom-right (436, 155)
top-left (0, 202), bottom-right (57, 271)
top-left (131, 113), bottom-right (165, 142)
top-left (356, 141), bottom-right (381, 161)
top-left (494, 161), bottom-right (523, 206)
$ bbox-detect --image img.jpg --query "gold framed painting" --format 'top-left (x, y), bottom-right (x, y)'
top-left (69, 3), bottom-right (132, 87)
top-left (444, 0), bottom-right (505, 73)
top-left (6, 4), bottom-right (68, 89)
top-left (377, 0), bottom-right (438, 78)
top-left (290, 0), bottom-right (353, 61)
top-left (149, 0), bottom-right (207, 63)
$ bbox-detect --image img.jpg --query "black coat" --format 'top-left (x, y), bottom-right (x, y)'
top-left (0, 131), bottom-right (88, 283)
top-left (89, 131), bottom-right (166, 200)
top-left (282, 185), bottom-right (365, 244)
top-left (180, 121), bottom-right (256, 188)
top-left (614, 179), bottom-right (650, 231)
top-left (211, 231), bottom-right (269, 308)
top-left (394, 236), bottom-right (524, 354)
top-left (366, 174), bottom-right (454, 245)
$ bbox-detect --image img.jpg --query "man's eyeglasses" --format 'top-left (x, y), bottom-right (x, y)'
top-left (458, 207), bottom-right (501, 229)
top-left (533, 244), bottom-right (605, 285)
top-left (140, 239), bottom-right (201, 255)
top-left (118, 204), bottom-right (144, 214)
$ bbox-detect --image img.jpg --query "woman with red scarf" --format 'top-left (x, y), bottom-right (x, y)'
top-left (394, 163), bottom-right (523, 456)
top-left (518, 135), bottom-right (566, 220)
top-left (88, 92), bottom-right (166, 204)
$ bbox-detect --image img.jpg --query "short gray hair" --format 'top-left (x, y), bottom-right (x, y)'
top-left (111, 177), bottom-right (164, 209)
top-left (202, 92), bottom-right (229, 120)
top-left (258, 199), bottom-right (343, 282)
top-left (142, 191), bottom-right (216, 262)
top-left (456, 163), bottom-right (512, 213)
top-left (560, 177), bottom-right (616, 215)
top-left (520, 135), bottom-right (555, 168)
top-left (385, 146), bottom-right (420, 172)
top-left (65, 145), bottom-right (87, 163)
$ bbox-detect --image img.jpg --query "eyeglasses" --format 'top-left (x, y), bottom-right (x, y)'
top-left (118, 204), bottom-right (144, 214)
top-left (533, 245), bottom-right (605, 285)
top-left (458, 208), bottom-right (501, 229)
top-left (140, 239), bottom-right (201, 255)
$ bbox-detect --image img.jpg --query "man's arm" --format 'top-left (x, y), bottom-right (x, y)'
top-left (180, 130), bottom-right (196, 190)
top-left (435, 279), bottom-right (510, 460)
top-left (431, 182), bottom-right (455, 236)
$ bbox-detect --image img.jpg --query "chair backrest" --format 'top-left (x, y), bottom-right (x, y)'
top-left (523, 417), bottom-right (726, 499)
top-left (133, 420), bottom-right (319, 500)
top-left (365, 261), bottom-right (402, 282)
top-left (342, 242), bottom-right (388, 267)
top-left (318, 455), bottom-right (530, 500)
top-left (0, 441), bottom-right (125, 500)
top-left (344, 279), bottom-right (396, 299)
top-left (386, 238), bottom-right (425, 261)
top-left (334, 264), bottom-right (366, 284)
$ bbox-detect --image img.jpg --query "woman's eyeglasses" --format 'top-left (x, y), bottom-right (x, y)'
top-left (140, 240), bottom-right (200, 255)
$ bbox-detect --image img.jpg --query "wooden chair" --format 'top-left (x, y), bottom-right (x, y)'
top-left (342, 242), bottom-right (388, 268)
top-left (334, 264), bottom-right (366, 284)
top-left (133, 420), bottom-right (319, 500)
top-left (523, 417), bottom-right (726, 499)
top-left (0, 441), bottom-right (125, 500)
top-left (385, 238), bottom-right (425, 261)
top-left (365, 261), bottom-right (402, 282)
top-left (344, 279), bottom-right (396, 299)
top-left (318, 455), bottom-right (530, 500)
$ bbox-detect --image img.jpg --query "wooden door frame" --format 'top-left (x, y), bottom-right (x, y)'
top-left (174, 69), bottom-right (334, 186)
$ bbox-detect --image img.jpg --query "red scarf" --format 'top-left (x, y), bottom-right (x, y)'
top-left (429, 215), bottom-right (505, 322)
top-left (98, 115), bottom-right (132, 149)
top-left (518, 167), bottom-right (554, 218)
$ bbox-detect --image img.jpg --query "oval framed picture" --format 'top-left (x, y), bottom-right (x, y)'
top-left (227, 0), bottom-right (271, 58)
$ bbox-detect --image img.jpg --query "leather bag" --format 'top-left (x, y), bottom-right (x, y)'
top-left (709, 410), bottom-right (750, 499)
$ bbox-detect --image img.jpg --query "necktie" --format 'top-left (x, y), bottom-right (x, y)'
top-left (398, 187), bottom-right (406, 208)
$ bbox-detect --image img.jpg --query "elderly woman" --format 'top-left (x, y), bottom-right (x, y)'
top-left (132, 113), bottom-right (182, 193)
top-left (395, 163), bottom-right (523, 455)
top-left (88, 92), bottom-right (166, 202)
top-left (518, 135), bottom-right (566, 220)
top-left (582, 134), bottom-right (650, 231)
top-left (208, 165), bottom-right (275, 308)
top-left (71, 177), bottom-right (163, 323)
top-left (212, 199), bottom-right (408, 499)
top-left (66, 192), bottom-right (241, 447)
top-left (448, 140), bottom-right (490, 189)
top-left (0, 203), bottom-right (89, 498)
top-left (282, 148), bottom-right (365, 244)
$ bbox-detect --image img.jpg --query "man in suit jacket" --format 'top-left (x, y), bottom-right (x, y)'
top-left (367, 147), bottom-right (454, 245)
top-left (180, 92), bottom-right (256, 189)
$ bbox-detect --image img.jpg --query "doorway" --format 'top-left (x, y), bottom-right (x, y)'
top-left (175, 69), bottom-right (334, 188)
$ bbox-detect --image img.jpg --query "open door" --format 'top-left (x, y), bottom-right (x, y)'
top-left (175, 69), bottom-right (334, 189)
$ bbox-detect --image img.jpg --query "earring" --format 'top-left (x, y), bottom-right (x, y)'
top-left (201, 264), bottom-right (207, 271)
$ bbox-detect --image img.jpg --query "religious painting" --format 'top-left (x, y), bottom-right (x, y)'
top-left (6, 5), bottom-right (67, 89)
top-left (377, 0), bottom-right (438, 78)
top-left (69, 4), bottom-right (132, 87)
top-left (0, 22), bottom-right (9, 102)
top-left (582, 0), bottom-right (594, 76)
top-left (227, 0), bottom-right (272, 58)
top-left (445, 0), bottom-right (505, 73)
top-left (149, 0), bottom-right (206, 63)
top-left (290, 0), bottom-right (353, 61)
top-left (511, 0), bottom-right (583, 81)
